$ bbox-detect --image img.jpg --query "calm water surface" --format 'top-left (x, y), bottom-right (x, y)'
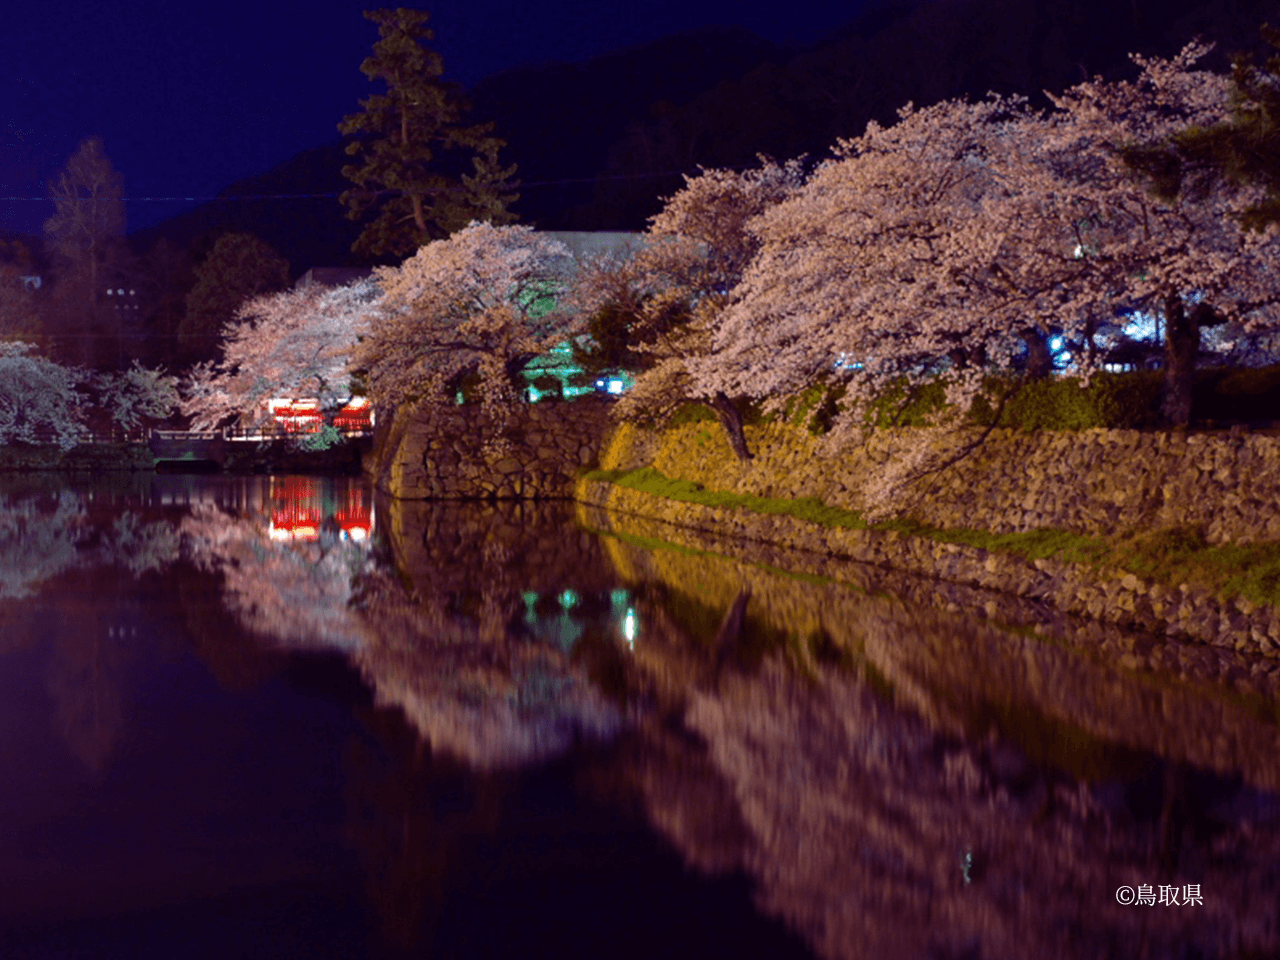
top-left (0, 473), bottom-right (1278, 959)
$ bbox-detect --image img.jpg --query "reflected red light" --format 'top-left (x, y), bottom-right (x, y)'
top-left (267, 478), bottom-right (372, 541)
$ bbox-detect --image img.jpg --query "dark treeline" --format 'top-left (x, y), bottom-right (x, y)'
top-left (145, 0), bottom-right (1280, 247)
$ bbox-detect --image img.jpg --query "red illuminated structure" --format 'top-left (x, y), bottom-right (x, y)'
top-left (265, 397), bottom-right (374, 435)
top-left (333, 396), bottom-right (373, 433)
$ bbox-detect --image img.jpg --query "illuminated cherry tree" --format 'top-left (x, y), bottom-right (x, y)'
top-left (0, 342), bottom-right (88, 448)
top-left (698, 44), bottom-right (1280, 485)
top-left (183, 278), bottom-right (380, 431)
top-left (95, 363), bottom-right (179, 433)
top-left (356, 222), bottom-right (573, 409)
top-left (567, 160), bottom-right (804, 457)
top-left (702, 97), bottom-right (1046, 436)
top-left (1039, 43), bottom-right (1280, 424)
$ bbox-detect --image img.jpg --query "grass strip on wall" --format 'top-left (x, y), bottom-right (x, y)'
top-left (585, 467), bottom-right (1280, 609)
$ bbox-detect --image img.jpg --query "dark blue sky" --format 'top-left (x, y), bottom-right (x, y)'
top-left (1, 0), bottom-right (864, 237)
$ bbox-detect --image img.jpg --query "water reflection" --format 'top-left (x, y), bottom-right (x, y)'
top-left (181, 479), bottom-right (373, 654)
top-left (266, 475), bottom-right (373, 543)
top-left (355, 499), bottom-right (625, 768)
top-left (579, 504), bottom-right (1280, 960)
top-left (2, 477), bottom-right (1278, 957)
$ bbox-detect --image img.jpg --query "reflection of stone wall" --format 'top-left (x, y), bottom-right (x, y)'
top-left (581, 475), bottom-right (1280, 654)
top-left (602, 420), bottom-right (1280, 545)
top-left (371, 398), bottom-right (614, 499)
top-left (380, 497), bottom-right (620, 600)
top-left (594, 519), bottom-right (1280, 960)
top-left (352, 499), bottom-right (627, 768)
top-left (585, 503), bottom-right (1280, 794)
top-left (587, 417), bottom-right (1280, 653)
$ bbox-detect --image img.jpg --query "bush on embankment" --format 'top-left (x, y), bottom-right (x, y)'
top-left (772, 367), bottom-right (1280, 435)
top-left (0, 443), bottom-right (155, 472)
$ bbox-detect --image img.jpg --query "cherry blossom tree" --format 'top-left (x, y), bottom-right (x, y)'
top-left (1040, 43), bottom-right (1280, 424)
top-left (693, 96), bottom-right (1059, 484)
top-left (356, 222), bottom-right (572, 410)
top-left (0, 342), bottom-right (87, 448)
top-left (94, 363), bottom-right (179, 434)
top-left (567, 159), bottom-right (804, 458)
top-left (701, 44), bottom-right (1280, 457)
top-left (183, 278), bottom-right (380, 432)
top-left (1128, 23), bottom-right (1280, 233)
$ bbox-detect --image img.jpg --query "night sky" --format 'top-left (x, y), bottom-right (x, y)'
top-left (2, 0), bottom-right (865, 237)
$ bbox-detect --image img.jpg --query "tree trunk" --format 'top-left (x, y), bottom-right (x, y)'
top-left (1022, 328), bottom-right (1052, 379)
top-left (714, 587), bottom-right (752, 670)
top-left (410, 193), bottom-right (427, 237)
top-left (711, 391), bottom-right (752, 461)
top-left (1162, 293), bottom-right (1197, 427)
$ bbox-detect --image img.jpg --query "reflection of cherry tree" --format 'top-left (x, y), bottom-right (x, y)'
top-left (356, 570), bottom-right (623, 769)
top-left (0, 489), bottom-right (86, 599)
top-left (596, 527), bottom-right (1280, 960)
top-left (102, 511), bottom-right (182, 574)
top-left (0, 487), bottom-right (181, 602)
top-left (0, 488), bottom-right (182, 773)
top-left (180, 502), bottom-right (373, 652)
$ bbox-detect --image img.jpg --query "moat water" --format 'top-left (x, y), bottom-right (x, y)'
top-left (1, 473), bottom-right (1277, 959)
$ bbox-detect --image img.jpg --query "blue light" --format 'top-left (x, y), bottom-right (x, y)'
top-left (1049, 337), bottom-right (1064, 351)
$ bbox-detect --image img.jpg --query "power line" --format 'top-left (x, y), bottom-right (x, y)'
top-left (0, 169), bottom-right (701, 204)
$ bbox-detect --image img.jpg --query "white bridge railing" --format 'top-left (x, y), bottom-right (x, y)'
top-left (151, 429), bottom-right (223, 442)
top-left (150, 426), bottom-right (373, 444)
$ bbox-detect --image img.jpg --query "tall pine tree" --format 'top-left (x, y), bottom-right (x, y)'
top-left (338, 8), bottom-right (518, 259)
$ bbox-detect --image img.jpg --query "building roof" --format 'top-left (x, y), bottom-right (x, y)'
top-left (294, 266), bottom-right (375, 289)
top-left (542, 231), bottom-right (643, 261)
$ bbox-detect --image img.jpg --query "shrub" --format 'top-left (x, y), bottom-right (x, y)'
top-left (989, 373), bottom-right (1163, 430)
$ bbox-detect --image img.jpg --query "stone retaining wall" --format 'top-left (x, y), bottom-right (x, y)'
top-left (601, 420), bottom-right (1280, 545)
top-left (372, 404), bottom-right (1280, 651)
top-left (370, 397), bottom-right (614, 499)
top-left (577, 478), bottom-right (1280, 655)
